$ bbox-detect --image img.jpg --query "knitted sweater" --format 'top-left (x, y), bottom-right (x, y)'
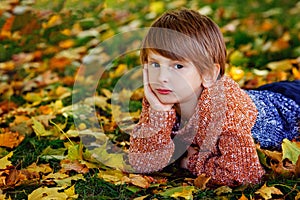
top-left (129, 76), bottom-right (265, 186)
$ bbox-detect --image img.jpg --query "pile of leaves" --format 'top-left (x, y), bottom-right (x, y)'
top-left (0, 0), bottom-right (300, 199)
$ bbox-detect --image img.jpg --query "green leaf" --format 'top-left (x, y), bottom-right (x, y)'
top-left (32, 118), bottom-right (54, 139)
top-left (89, 141), bottom-right (128, 170)
top-left (282, 139), bottom-right (300, 164)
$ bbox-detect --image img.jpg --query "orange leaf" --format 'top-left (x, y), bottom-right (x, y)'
top-left (239, 193), bottom-right (249, 200)
top-left (49, 57), bottom-right (72, 70)
top-left (0, 16), bottom-right (15, 39)
top-left (0, 131), bottom-right (25, 149)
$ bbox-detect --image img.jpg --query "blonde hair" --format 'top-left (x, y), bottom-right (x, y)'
top-left (140, 8), bottom-right (226, 76)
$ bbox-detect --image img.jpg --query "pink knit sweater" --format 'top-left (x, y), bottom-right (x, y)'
top-left (129, 76), bottom-right (265, 186)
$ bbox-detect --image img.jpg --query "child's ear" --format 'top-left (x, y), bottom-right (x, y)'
top-left (202, 64), bottom-right (220, 88)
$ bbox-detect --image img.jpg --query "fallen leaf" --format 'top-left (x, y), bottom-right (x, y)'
top-left (255, 183), bottom-right (283, 200)
top-left (229, 66), bottom-right (245, 81)
top-left (26, 163), bottom-right (52, 174)
top-left (194, 174), bottom-right (211, 190)
top-left (214, 185), bottom-right (232, 196)
top-left (43, 172), bottom-right (85, 187)
top-left (159, 186), bottom-right (196, 200)
top-left (59, 39), bottom-right (75, 49)
top-left (238, 193), bottom-right (248, 200)
top-left (63, 185), bottom-right (78, 199)
top-left (98, 169), bottom-right (125, 185)
top-left (282, 138), bottom-right (300, 164)
top-left (54, 174), bottom-right (85, 187)
top-left (128, 174), bottom-right (150, 188)
top-left (90, 141), bottom-right (126, 170)
top-left (32, 117), bottom-right (54, 138)
top-left (60, 159), bottom-right (89, 174)
top-left (0, 131), bottom-right (25, 148)
top-left (28, 186), bottom-right (68, 200)
top-left (295, 155), bottom-right (300, 176)
top-left (267, 59), bottom-right (293, 71)
top-left (0, 152), bottom-right (13, 169)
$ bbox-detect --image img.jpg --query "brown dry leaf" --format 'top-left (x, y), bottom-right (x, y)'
top-left (0, 101), bottom-right (17, 116)
top-left (60, 159), bottom-right (89, 174)
top-left (0, 131), bottom-right (25, 149)
top-left (255, 183), bottom-right (283, 200)
top-left (194, 174), bottom-right (211, 190)
top-left (295, 155), bottom-right (300, 176)
top-left (295, 191), bottom-right (300, 200)
top-left (1, 167), bottom-right (40, 188)
top-left (270, 160), bottom-right (296, 176)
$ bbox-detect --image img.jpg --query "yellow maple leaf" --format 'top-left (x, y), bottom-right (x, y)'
top-left (128, 174), bottom-right (150, 188)
top-left (0, 152), bottom-right (13, 169)
top-left (42, 14), bottom-right (62, 29)
top-left (229, 66), bottom-right (245, 81)
top-left (255, 183), bottom-right (283, 200)
top-left (109, 64), bottom-right (128, 78)
top-left (64, 185), bottom-right (78, 199)
top-left (28, 186), bottom-right (68, 200)
top-left (59, 39), bottom-right (75, 49)
top-left (160, 186), bottom-right (196, 200)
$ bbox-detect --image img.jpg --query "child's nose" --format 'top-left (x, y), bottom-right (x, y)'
top-left (158, 66), bottom-right (169, 83)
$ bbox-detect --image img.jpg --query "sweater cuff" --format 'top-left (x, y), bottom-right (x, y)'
top-left (148, 107), bottom-right (176, 130)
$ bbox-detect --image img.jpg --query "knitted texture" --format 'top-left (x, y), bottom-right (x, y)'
top-left (246, 89), bottom-right (300, 149)
top-left (129, 76), bottom-right (265, 187)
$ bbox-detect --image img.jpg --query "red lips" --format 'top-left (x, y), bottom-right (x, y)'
top-left (156, 89), bottom-right (172, 95)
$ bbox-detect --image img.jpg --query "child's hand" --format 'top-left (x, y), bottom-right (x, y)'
top-left (143, 64), bottom-right (174, 111)
top-left (180, 146), bottom-right (198, 169)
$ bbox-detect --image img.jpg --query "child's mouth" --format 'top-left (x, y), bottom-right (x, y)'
top-left (156, 89), bottom-right (172, 95)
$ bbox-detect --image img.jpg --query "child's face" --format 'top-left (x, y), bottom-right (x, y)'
top-left (147, 51), bottom-right (203, 106)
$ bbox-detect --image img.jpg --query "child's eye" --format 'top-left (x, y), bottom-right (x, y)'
top-left (150, 62), bottom-right (160, 68)
top-left (174, 64), bottom-right (184, 69)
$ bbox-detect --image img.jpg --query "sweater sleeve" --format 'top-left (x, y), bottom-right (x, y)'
top-left (187, 131), bottom-right (265, 186)
top-left (187, 77), bottom-right (265, 186)
top-left (128, 98), bottom-right (177, 173)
